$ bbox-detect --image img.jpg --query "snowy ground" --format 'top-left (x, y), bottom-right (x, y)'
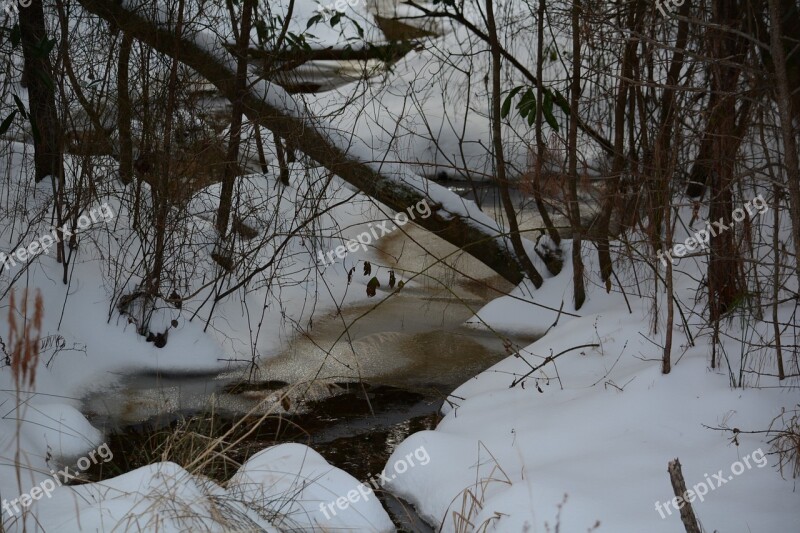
top-left (386, 237), bottom-right (799, 532)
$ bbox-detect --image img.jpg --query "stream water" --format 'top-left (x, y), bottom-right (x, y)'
top-left (81, 220), bottom-right (539, 531)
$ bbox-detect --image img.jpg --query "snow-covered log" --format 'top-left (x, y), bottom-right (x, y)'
top-left (76, 0), bottom-right (533, 285)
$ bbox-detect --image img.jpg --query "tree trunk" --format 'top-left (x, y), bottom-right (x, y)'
top-left (568, 0), bottom-right (586, 310)
top-left (707, 0), bottom-right (748, 335)
top-left (19, 0), bottom-right (63, 183)
top-left (150, 0), bottom-right (185, 296)
top-left (215, 0), bottom-right (254, 242)
top-left (485, 0), bottom-right (543, 288)
top-left (532, 0), bottom-right (561, 252)
top-left (596, 0), bottom-right (644, 291)
top-left (118, 32), bottom-right (134, 185)
top-left (767, 0), bottom-right (800, 291)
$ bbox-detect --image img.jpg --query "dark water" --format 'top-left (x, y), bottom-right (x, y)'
top-left (86, 382), bottom-right (442, 531)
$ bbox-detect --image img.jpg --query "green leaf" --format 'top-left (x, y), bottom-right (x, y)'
top-left (517, 89), bottom-right (536, 123)
top-left (0, 111), bottom-right (17, 136)
top-left (307, 14), bottom-right (323, 28)
top-left (330, 12), bottom-right (342, 26)
top-left (501, 85), bottom-right (524, 119)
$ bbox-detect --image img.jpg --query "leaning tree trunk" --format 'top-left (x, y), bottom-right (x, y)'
top-left (654, 0), bottom-right (690, 374)
top-left (76, 0), bottom-right (534, 286)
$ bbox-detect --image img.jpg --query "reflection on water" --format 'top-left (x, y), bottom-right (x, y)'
top-left (83, 290), bottom-right (537, 426)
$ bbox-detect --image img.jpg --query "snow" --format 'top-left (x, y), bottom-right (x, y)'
top-left (13, 461), bottom-right (278, 532)
top-left (228, 443), bottom-right (394, 532)
top-left (383, 233), bottom-right (800, 532)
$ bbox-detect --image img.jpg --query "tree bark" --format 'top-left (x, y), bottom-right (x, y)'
top-left (118, 32), bottom-right (134, 185)
top-left (767, 0), bottom-right (800, 292)
top-left (667, 459), bottom-right (703, 533)
top-left (532, 0), bottom-right (561, 252)
top-left (485, 0), bottom-right (543, 288)
top-left (707, 0), bottom-right (748, 335)
top-left (76, 0), bottom-right (533, 286)
top-left (568, 0), bottom-right (586, 309)
top-left (19, 0), bottom-right (63, 183)
top-left (215, 0), bottom-right (254, 241)
top-left (596, 0), bottom-right (644, 292)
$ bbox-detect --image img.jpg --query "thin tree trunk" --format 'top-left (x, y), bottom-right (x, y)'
top-left (150, 0), bottom-right (185, 296)
top-left (655, 0), bottom-right (690, 373)
top-left (485, 0), bottom-right (543, 288)
top-left (253, 126), bottom-right (269, 174)
top-left (118, 32), bottom-right (134, 185)
top-left (767, 0), bottom-right (800, 292)
top-left (596, 0), bottom-right (644, 292)
top-left (568, 0), bottom-right (586, 309)
top-left (274, 135), bottom-right (290, 186)
top-left (215, 0), bottom-right (254, 242)
top-left (532, 0), bottom-right (561, 252)
top-left (707, 0), bottom-right (748, 336)
top-left (772, 184), bottom-right (785, 379)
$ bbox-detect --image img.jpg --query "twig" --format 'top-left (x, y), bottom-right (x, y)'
top-left (510, 343), bottom-right (599, 388)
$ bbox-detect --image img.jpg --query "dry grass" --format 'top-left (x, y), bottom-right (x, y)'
top-left (8, 289), bottom-right (43, 391)
top-left (3, 289), bottom-right (43, 533)
top-left (444, 443), bottom-right (512, 533)
top-left (771, 408), bottom-right (800, 480)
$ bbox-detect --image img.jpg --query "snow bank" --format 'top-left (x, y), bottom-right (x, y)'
top-left (385, 236), bottom-right (799, 532)
top-left (228, 443), bottom-right (394, 532)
